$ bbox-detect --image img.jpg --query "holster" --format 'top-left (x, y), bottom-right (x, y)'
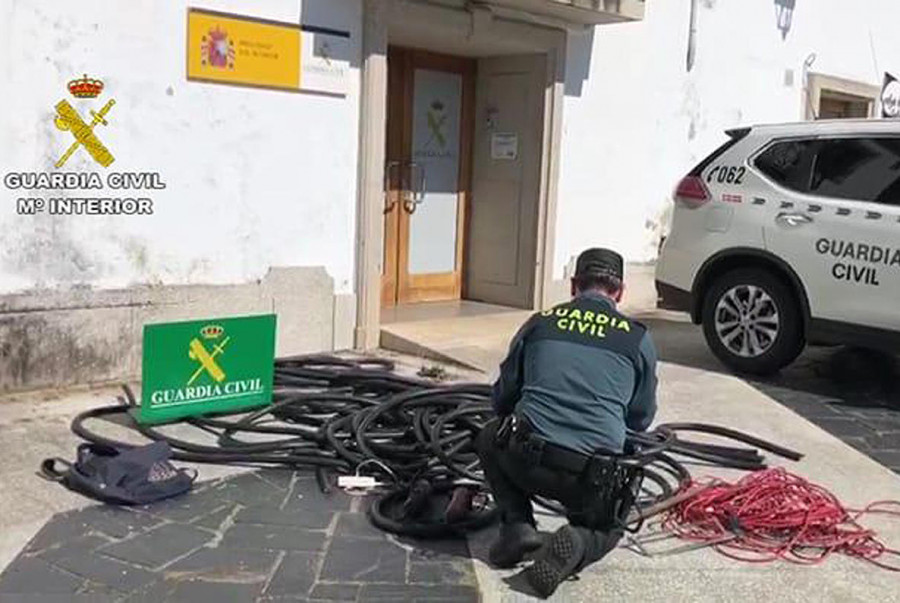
top-left (569, 454), bottom-right (643, 532)
top-left (494, 414), bottom-right (516, 449)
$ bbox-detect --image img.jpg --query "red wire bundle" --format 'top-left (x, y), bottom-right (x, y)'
top-left (661, 467), bottom-right (900, 570)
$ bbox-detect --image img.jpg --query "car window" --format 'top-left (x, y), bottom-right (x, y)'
top-left (809, 137), bottom-right (900, 206)
top-left (754, 139), bottom-right (818, 192)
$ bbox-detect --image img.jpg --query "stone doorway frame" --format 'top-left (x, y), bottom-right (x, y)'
top-left (353, 0), bottom-right (569, 349)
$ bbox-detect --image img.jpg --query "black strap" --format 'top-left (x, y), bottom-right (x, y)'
top-left (39, 458), bottom-right (72, 482)
top-left (510, 432), bottom-right (591, 474)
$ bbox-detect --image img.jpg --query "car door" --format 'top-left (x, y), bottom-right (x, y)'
top-left (756, 135), bottom-right (900, 332)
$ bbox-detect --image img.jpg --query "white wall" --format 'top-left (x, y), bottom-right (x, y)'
top-left (0, 0), bottom-right (362, 295)
top-left (554, 0), bottom-right (900, 276)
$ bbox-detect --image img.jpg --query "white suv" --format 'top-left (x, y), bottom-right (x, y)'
top-left (656, 120), bottom-right (900, 375)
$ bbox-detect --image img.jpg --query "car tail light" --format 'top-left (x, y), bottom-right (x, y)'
top-left (674, 175), bottom-right (710, 208)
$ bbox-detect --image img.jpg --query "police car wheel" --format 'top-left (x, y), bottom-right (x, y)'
top-left (701, 268), bottom-right (805, 376)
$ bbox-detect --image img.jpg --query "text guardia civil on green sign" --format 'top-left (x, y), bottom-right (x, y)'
top-left (140, 314), bottom-right (276, 424)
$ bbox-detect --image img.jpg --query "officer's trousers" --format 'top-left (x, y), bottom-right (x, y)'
top-left (475, 419), bottom-right (623, 569)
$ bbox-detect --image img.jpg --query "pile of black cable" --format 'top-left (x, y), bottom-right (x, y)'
top-left (68, 355), bottom-right (802, 538)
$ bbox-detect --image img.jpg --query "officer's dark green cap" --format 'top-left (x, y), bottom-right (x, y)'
top-left (575, 248), bottom-right (624, 280)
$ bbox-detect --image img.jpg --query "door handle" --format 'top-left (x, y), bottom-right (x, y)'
top-left (411, 162), bottom-right (426, 204)
top-left (403, 162), bottom-right (426, 214)
top-left (775, 212), bottom-right (813, 227)
top-left (383, 160), bottom-right (401, 214)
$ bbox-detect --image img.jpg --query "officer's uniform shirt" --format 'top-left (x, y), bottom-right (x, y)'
top-left (491, 291), bottom-right (658, 456)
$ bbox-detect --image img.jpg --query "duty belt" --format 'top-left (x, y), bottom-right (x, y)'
top-left (500, 415), bottom-right (644, 531)
top-left (506, 415), bottom-right (617, 474)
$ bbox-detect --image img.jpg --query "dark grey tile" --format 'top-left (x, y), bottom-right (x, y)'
top-left (845, 407), bottom-right (900, 421)
top-left (22, 515), bottom-right (91, 554)
top-left (99, 522), bottom-right (213, 569)
top-left (865, 432), bottom-right (900, 450)
top-left (0, 595), bottom-right (116, 603)
top-left (194, 504), bottom-right (240, 532)
top-left (164, 546), bottom-right (280, 582)
top-left (808, 417), bottom-right (878, 438)
top-left (75, 581), bottom-right (125, 600)
top-left (0, 556), bottom-right (84, 594)
top-left (219, 524), bottom-right (326, 552)
top-left (34, 534), bottom-right (109, 563)
top-left (166, 579), bottom-right (263, 602)
top-left (333, 512), bottom-right (385, 540)
top-left (208, 473), bottom-right (290, 508)
top-left (282, 480), bottom-right (352, 513)
top-left (409, 561), bottom-right (475, 585)
top-left (771, 398), bottom-right (842, 419)
top-left (320, 537), bottom-right (407, 582)
top-left (309, 583), bottom-right (360, 601)
top-left (870, 450), bottom-right (900, 469)
top-left (406, 538), bottom-right (470, 562)
top-left (120, 579), bottom-right (176, 602)
top-left (264, 552), bottom-right (320, 598)
top-left (136, 487), bottom-right (230, 523)
top-left (358, 583), bottom-right (478, 602)
top-left (255, 468), bottom-right (298, 491)
top-left (50, 552), bottom-right (158, 593)
top-left (841, 436), bottom-right (872, 453)
top-left (848, 413), bottom-right (900, 432)
top-left (234, 506), bottom-right (334, 530)
top-left (60, 505), bottom-right (164, 541)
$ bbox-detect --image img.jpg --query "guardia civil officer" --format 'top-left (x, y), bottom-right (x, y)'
top-left (476, 248), bottom-right (658, 598)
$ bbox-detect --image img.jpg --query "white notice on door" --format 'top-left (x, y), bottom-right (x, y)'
top-left (491, 133), bottom-right (518, 160)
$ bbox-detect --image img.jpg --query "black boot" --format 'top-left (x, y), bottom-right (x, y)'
top-left (488, 522), bottom-right (543, 568)
top-left (525, 525), bottom-right (585, 598)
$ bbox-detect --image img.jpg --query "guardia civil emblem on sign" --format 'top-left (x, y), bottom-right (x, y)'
top-left (426, 99), bottom-right (448, 150)
top-left (140, 314), bottom-right (276, 424)
top-left (188, 324), bottom-right (230, 385)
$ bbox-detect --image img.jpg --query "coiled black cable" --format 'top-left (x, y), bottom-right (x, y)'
top-left (66, 355), bottom-right (802, 537)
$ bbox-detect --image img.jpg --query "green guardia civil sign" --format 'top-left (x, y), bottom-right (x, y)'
top-left (140, 314), bottom-right (277, 424)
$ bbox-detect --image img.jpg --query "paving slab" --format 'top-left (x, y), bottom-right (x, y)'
top-left (218, 523), bottom-right (328, 553)
top-left (0, 556), bottom-right (86, 595)
top-left (99, 522), bottom-right (214, 569)
top-left (319, 536), bottom-right (408, 582)
top-left (0, 468), bottom-right (481, 601)
top-left (307, 582), bottom-right (361, 601)
top-left (164, 546), bottom-right (280, 582)
top-left (263, 551), bottom-right (320, 598)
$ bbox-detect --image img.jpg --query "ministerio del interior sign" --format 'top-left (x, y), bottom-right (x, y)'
top-left (140, 314), bottom-right (277, 424)
top-left (187, 7), bottom-right (350, 96)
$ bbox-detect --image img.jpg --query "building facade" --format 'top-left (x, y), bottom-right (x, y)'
top-left (0, 0), bottom-right (897, 391)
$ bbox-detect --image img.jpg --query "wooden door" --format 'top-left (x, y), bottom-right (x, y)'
top-left (382, 47), bottom-right (475, 307)
top-left (465, 54), bottom-right (546, 308)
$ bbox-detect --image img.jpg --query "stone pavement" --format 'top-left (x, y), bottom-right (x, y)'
top-left (0, 470), bottom-right (478, 602)
top-left (641, 313), bottom-right (900, 475)
top-left (2, 344), bottom-right (900, 602)
top-left (750, 347), bottom-right (900, 474)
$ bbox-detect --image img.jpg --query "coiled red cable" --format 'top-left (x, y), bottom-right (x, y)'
top-left (661, 468), bottom-right (900, 570)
